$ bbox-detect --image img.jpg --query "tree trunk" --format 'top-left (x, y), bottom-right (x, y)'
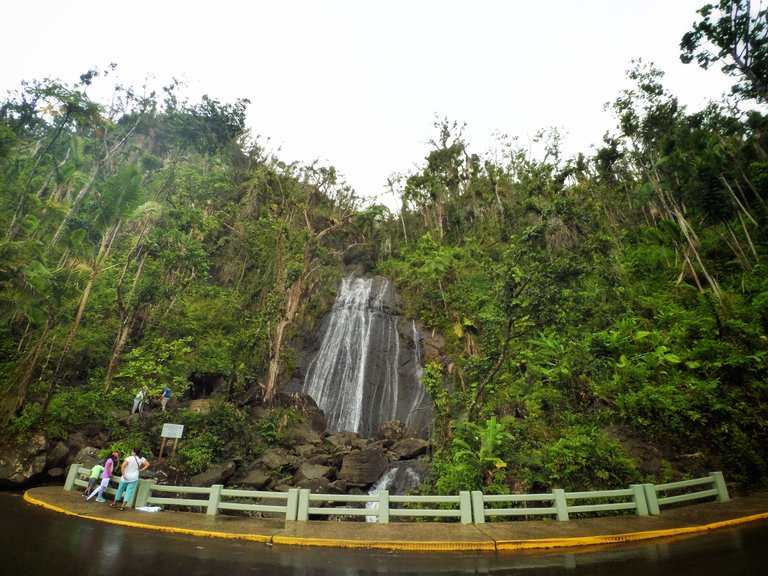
top-left (49, 162), bottom-right (100, 248)
top-left (55, 221), bottom-right (121, 376)
top-left (263, 275), bottom-right (304, 404)
top-left (0, 316), bottom-right (52, 424)
top-left (104, 247), bottom-right (148, 390)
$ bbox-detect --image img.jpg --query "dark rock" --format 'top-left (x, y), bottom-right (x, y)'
top-left (46, 441), bottom-right (69, 468)
top-left (421, 330), bottom-right (445, 363)
top-left (307, 454), bottom-right (330, 466)
top-left (390, 438), bottom-right (429, 460)
top-left (47, 467), bottom-right (66, 479)
top-left (326, 431), bottom-right (364, 450)
top-left (67, 433), bottom-right (89, 453)
top-left (295, 444), bottom-right (319, 459)
top-left (285, 421), bottom-right (323, 445)
top-left (274, 392), bottom-right (328, 434)
top-left (258, 448), bottom-right (290, 470)
top-left (190, 462), bottom-right (236, 487)
top-left (73, 447), bottom-right (102, 470)
top-left (292, 462), bottom-right (334, 484)
top-left (239, 469), bottom-right (272, 490)
top-left (375, 421), bottom-right (406, 446)
top-left (0, 433), bottom-right (48, 488)
top-left (295, 476), bottom-right (331, 492)
top-left (285, 453), bottom-right (304, 470)
top-left (327, 479), bottom-right (348, 494)
top-left (338, 446), bottom-right (389, 486)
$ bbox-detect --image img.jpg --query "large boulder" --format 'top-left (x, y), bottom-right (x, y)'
top-left (295, 476), bottom-right (331, 492)
top-left (238, 468), bottom-right (272, 490)
top-left (273, 391), bottom-right (328, 435)
top-left (292, 462), bottom-right (334, 484)
top-left (390, 438), bottom-right (429, 460)
top-left (73, 447), bottom-right (102, 471)
top-left (0, 433), bottom-right (48, 488)
top-left (326, 431), bottom-right (366, 451)
top-left (375, 421), bottom-right (406, 447)
top-left (258, 448), bottom-right (291, 470)
top-left (190, 461), bottom-right (236, 487)
top-left (338, 446), bottom-right (388, 486)
top-left (285, 421), bottom-right (323, 445)
top-left (46, 441), bottom-right (70, 469)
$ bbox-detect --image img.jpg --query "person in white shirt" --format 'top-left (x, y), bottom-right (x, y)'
top-left (110, 447), bottom-right (150, 510)
top-left (132, 388), bottom-right (146, 415)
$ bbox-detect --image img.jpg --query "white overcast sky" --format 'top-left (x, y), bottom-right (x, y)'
top-left (2, 1), bottom-right (736, 208)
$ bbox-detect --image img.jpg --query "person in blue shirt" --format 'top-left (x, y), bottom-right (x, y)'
top-left (160, 386), bottom-right (171, 411)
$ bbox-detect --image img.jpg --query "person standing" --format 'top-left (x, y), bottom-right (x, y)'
top-left (160, 386), bottom-right (171, 411)
top-left (111, 448), bottom-right (150, 510)
top-left (87, 452), bottom-right (118, 503)
top-left (132, 388), bottom-right (146, 415)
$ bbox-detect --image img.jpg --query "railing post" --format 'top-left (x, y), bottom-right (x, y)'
top-left (286, 488), bottom-right (300, 521)
top-left (631, 484), bottom-right (649, 516)
top-left (207, 484), bottom-right (222, 516)
top-left (459, 491), bottom-right (472, 524)
top-left (710, 471), bottom-right (730, 503)
top-left (553, 489), bottom-right (569, 521)
top-left (643, 483), bottom-right (660, 515)
top-left (297, 489), bottom-right (310, 521)
top-left (64, 463), bottom-right (81, 491)
top-left (471, 491), bottom-right (485, 524)
top-left (377, 490), bottom-right (390, 523)
top-left (135, 479), bottom-right (155, 508)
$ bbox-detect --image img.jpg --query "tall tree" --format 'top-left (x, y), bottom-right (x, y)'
top-left (681, 0), bottom-right (768, 102)
top-left (261, 164), bottom-right (359, 404)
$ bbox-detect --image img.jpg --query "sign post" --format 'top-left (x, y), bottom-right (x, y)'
top-left (159, 423), bottom-right (184, 458)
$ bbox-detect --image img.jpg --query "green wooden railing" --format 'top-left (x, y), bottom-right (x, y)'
top-left (64, 464), bottom-right (729, 524)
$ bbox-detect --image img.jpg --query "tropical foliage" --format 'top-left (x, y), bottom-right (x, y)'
top-left (1, 2), bottom-right (767, 491)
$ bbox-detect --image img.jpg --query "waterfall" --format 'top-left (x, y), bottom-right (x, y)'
top-left (365, 461), bottom-right (425, 522)
top-left (302, 276), bottom-right (431, 438)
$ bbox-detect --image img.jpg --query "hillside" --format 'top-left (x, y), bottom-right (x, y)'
top-left (1, 13), bottom-right (767, 494)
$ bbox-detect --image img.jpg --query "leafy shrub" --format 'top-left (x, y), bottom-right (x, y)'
top-left (44, 388), bottom-right (116, 439)
top-left (256, 407), bottom-right (300, 445)
top-left (527, 426), bottom-right (640, 490)
top-left (178, 430), bottom-right (221, 475)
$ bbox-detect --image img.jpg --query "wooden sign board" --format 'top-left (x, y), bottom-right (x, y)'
top-left (159, 423), bottom-right (184, 458)
top-left (161, 423), bottom-right (184, 439)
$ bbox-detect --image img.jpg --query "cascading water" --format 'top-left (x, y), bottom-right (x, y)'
top-left (365, 460), bottom-right (425, 522)
top-left (301, 276), bottom-right (431, 438)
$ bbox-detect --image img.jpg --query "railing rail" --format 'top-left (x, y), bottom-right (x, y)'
top-left (642, 471), bottom-right (729, 515)
top-left (64, 464), bottom-right (729, 524)
top-left (297, 490), bottom-right (473, 523)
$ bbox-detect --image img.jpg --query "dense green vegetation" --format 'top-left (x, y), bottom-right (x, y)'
top-left (2, 1), bottom-right (766, 492)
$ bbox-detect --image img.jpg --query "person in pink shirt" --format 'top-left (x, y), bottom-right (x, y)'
top-left (86, 452), bottom-right (119, 503)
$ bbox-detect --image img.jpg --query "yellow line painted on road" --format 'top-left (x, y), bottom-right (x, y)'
top-left (272, 535), bottom-right (497, 551)
top-left (22, 492), bottom-right (272, 543)
top-left (23, 490), bottom-right (768, 552)
top-left (495, 512), bottom-right (768, 551)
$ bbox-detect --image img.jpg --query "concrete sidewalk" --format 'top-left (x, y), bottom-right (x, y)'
top-left (24, 486), bottom-right (768, 552)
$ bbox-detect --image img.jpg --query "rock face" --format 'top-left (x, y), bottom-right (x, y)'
top-left (220, 415), bottom-right (430, 495)
top-left (0, 434), bottom-right (48, 488)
